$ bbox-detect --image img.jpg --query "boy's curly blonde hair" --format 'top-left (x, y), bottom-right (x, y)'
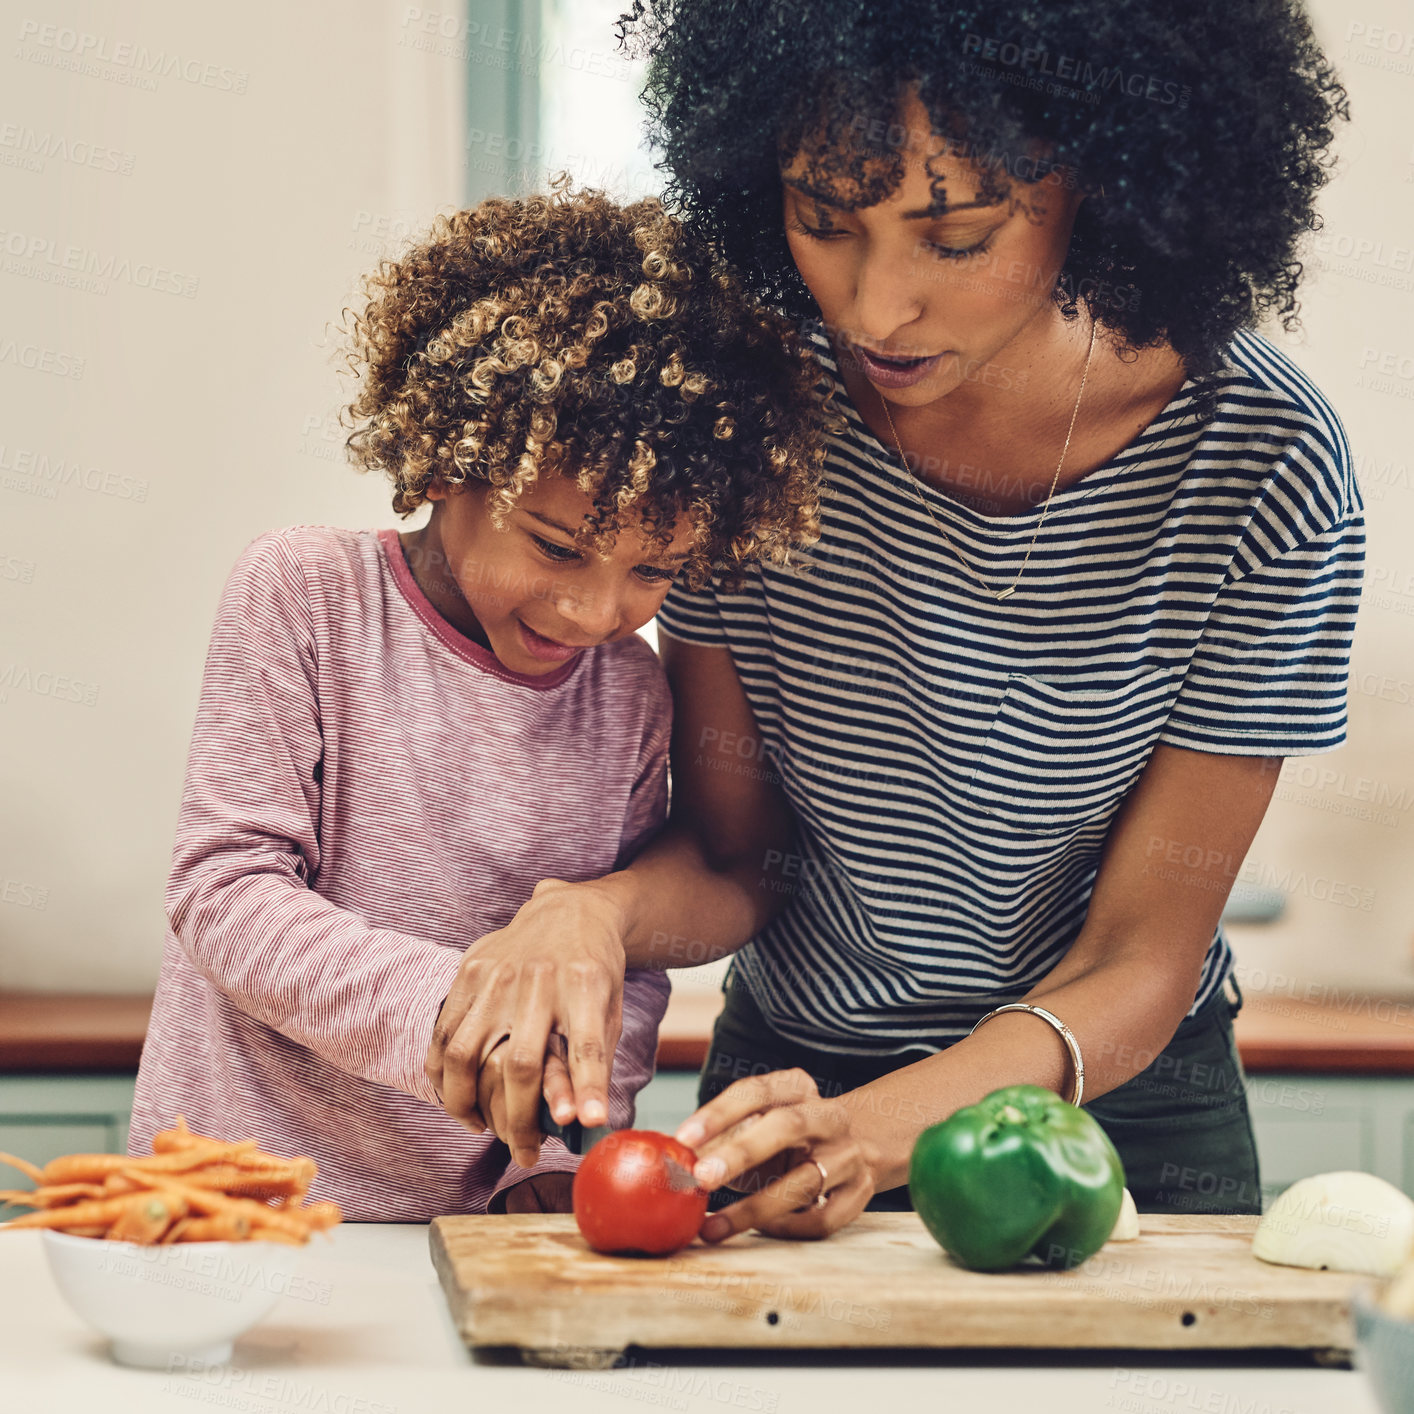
top-left (343, 181), bottom-right (833, 586)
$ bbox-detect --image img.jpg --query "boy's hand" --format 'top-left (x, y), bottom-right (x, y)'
top-left (426, 878), bottom-right (627, 1149)
top-left (475, 1034), bottom-right (576, 1170)
top-left (498, 1171), bottom-right (576, 1214)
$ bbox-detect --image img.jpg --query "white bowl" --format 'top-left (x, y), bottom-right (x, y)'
top-left (1354, 1284), bottom-right (1414, 1414)
top-left (42, 1229), bottom-right (303, 1368)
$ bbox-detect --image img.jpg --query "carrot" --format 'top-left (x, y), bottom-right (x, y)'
top-left (288, 1156), bottom-right (317, 1198)
top-left (1, 1125), bottom-right (337, 1246)
top-left (233, 1149), bottom-right (304, 1170)
top-left (141, 1139), bottom-right (257, 1174)
top-left (152, 1118), bottom-right (270, 1157)
top-left (0, 1183), bottom-right (107, 1208)
top-left (0, 1192), bottom-right (152, 1232)
top-left (0, 1152), bottom-right (45, 1184)
top-left (183, 1176), bottom-right (297, 1202)
top-left (41, 1140), bottom-right (259, 1186)
top-left (119, 1171), bottom-right (315, 1242)
top-left (161, 1164), bottom-right (267, 1190)
top-left (41, 1183), bottom-right (110, 1204)
top-left (172, 1161), bottom-right (307, 1196)
top-left (37, 1156), bottom-right (139, 1184)
top-left (280, 1157), bottom-right (318, 1206)
top-left (118, 1170), bottom-right (245, 1217)
top-left (107, 1194), bottom-right (187, 1245)
top-left (216, 1200), bottom-right (314, 1242)
top-left (151, 1116), bottom-right (245, 1154)
top-left (235, 1205), bottom-right (316, 1241)
top-left (150, 1114), bottom-right (196, 1151)
top-left (103, 1163), bottom-right (225, 1195)
top-left (296, 1201), bottom-right (342, 1232)
top-left (176, 1214), bottom-right (253, 1243)
top-left (160, 1217), bottom-right (192, 1244)
top-left (152, 1120), bottom-right (301, 1175)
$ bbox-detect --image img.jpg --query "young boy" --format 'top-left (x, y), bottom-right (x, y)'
top-left (128, 185), bottom-right (830, 1219)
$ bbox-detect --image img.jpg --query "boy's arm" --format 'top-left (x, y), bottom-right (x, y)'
top-left (166, 532), bottom-right (460, 1103)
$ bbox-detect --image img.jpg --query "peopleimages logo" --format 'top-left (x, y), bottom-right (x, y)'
top-left (0, 122), bottom-right (137, 177)
top-left (15, 20), bottom-right (249, 94)
top-left (0, 338), bottom-right (84, 378)
top-left (0, 229), bottom-right (199, 298)
top-left (0, 445), bottom-right (149, 502)
top-left (960, 33), bottom-right (1191, 106)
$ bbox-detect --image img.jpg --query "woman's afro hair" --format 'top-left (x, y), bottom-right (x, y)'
top-left (618, 0), bottom-right (1351, 398)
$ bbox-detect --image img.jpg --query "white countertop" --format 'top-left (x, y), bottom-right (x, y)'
top-left (0, 1223), bottom-right (1385, 1414)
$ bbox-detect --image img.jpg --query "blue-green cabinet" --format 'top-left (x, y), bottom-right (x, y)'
top-left (3, 1070), bottom-right (1413, 1213)
top-left (0, 1075), bottom-right (136, 1218)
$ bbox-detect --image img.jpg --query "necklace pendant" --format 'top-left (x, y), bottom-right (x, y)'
top-left (995, 585), bottom-right (1016, 602)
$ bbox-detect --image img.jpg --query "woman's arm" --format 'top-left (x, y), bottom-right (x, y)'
top-left (677, 744), bottom-right (1281, 1237)
top-left (586, 634), bottom-right (801, 965)
top-left (846, 744), bottom-right (1282, 1186)
top-left (427, 635), bottom-right (800, 1159)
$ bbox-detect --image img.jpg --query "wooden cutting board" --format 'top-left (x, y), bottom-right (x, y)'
top-left (430, 1212), bottom-right (1368, 1367)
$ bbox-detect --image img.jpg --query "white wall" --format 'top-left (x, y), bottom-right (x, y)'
top-left (0, 3), bottom-right (464, 989)
top-left (1, 0), bottom-right (1411, 1003)
top-left (1222, 1), bottom-right (1414, 1001)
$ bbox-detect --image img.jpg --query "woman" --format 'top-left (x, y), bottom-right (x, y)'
top-left (426, 0), bottom-right (1363, 1237)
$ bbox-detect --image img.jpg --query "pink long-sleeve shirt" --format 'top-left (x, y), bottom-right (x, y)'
top-left (130, 525), bottom-right (672, 1219)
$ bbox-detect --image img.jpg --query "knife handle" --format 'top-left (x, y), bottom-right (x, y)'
top-left (534, 1098), bottom-right (610, 1155)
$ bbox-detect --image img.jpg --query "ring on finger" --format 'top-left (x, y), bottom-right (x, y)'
top-left (811, 1157), bottom-right (830, 1209)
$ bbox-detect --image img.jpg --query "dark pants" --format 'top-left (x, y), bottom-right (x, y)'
top-left (697, 974), bottom-right (1263, 1215)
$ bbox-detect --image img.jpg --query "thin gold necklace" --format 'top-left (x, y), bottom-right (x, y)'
top-left (876, 321), bottom-right (1097, 602)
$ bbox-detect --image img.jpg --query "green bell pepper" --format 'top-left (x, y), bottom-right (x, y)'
top-left (908, 1083), bottom-right (1125, 1272)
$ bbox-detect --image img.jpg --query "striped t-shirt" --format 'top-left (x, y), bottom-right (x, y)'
top-left (656, 328), bottom-right (1365, 1055)
top-left (131, 526), bottom-right (671, 1219)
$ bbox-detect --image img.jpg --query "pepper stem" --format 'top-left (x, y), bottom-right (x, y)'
top-left (997, 1104), bottom-right (1027, 1125)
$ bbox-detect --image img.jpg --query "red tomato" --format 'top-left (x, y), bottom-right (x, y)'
top-left (572, 1129), bottom-right (709, 1256)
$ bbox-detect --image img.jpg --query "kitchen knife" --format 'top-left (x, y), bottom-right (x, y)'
top-left (535, 1097), bottom-right (610, 1155)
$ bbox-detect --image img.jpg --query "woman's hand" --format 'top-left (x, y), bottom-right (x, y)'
top-left (674, 1069), bottom-right (878, 1241)
top-left (426, 878), bottom-right (627, 1168)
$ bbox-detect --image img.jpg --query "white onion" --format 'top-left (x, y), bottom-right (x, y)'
top-left (1108, 1187), bottom-right (1140, 1242)
top-left (1252, 1171), bottom-right (1414, 1278)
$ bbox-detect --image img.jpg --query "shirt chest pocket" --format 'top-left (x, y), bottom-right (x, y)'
top-left (962, 670), bottom-right (1173, 838)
